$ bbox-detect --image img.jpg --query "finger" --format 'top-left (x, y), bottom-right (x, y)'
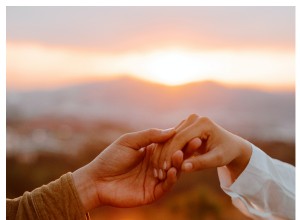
top-left (154, 119), bottom-right (185, 170)
top-left (159, 114), bottom-right (201, 170)
top-left (181, 148), bottom-right (221, 172)
top-left (183, 137), bottom-right (202, 159)
top-left (174, 119), bottom-right (185, 131)
top-left (145, 143), bottom-right (156, 156)
top-left (120, 128), bottom-right (175, 150)
top-left (158, 119), bottom-right (205, 170)
top-left (167, 116), bottom-right (211, 154)
top-left (175, 114), bottom-right (199, 132)
top-left (158, 169), bottom-right (166, 180)
top-left (163, 167), bottom-right (177, 189)
top-left (171, 150), bottom-right (184, 170)
top-left (153, 168), bottom-right (158, 178)
top-left (154, 167), bottom-right (177, 199)
top-left (151, 142), bottom-right (164, 177)
top-left (153, 119), bottom-right (185, 172)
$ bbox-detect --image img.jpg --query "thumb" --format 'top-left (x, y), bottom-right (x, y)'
top-left (181, 149), bottom-right (220, 172)
top-left (120, 128), bottom-right (175, 150)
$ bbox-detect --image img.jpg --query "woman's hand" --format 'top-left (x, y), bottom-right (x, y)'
top-left (152, 114), bottom-right (252, 183)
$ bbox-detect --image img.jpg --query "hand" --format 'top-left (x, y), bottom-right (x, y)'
top-left (72, 128), bottom-right (179, 212)
top-left (152, 114), bottom-right (252, 182)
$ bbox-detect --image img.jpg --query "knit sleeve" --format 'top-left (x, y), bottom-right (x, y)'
top-left (6, 172), bottom-right (89, 220)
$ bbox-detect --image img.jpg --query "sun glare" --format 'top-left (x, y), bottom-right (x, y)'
top-left (142, 50), bottom-right (203, 86)
top-left (7, 42), bottom-right (294, 90)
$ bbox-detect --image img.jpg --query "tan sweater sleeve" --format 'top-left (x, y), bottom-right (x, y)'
top-left (6, 172), bottom-right (90, 220)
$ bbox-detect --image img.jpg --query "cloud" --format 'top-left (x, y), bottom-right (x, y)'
top-left (6, 6), bottom-right (295, 52)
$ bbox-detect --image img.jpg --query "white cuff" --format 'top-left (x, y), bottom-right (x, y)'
top-left (217, 143), bottom-right (295, 219)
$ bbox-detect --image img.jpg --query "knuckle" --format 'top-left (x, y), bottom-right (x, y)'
top-left (194, 158), bottom-right (204, 169)
top-left (194, 117), bottom-right (214, 140)
top-left (187, 113), bottom-right (199, 122)
top-left (119, 133), bottom-right (130, 142)
top-left (198, 116), bottom-right (211, 125)
top-left (147, 128), bottom-right (159, 136)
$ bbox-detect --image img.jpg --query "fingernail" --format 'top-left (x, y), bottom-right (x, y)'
top-left (163, 161), bottom-right (167, 170)
top-left (161, 128), bottom-right (174, 134)
top-left (159, 169), bottom-right (164, 179)
top-left (182, 162), bottom-right (193, 171)
top-left (153, 168), bottom-right (158, 178)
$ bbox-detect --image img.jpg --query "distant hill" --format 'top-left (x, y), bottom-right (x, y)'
top-left (7, 76), bottom-right (295, 141)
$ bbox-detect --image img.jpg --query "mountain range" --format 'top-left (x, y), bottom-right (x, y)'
top-left (7, 77), bottom-right (295, 141)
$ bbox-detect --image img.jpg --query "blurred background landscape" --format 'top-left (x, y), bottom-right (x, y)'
top-left (6, 6), bottom-right (294, 219)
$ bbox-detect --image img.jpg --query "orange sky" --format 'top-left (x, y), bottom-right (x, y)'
top-left (6, 6), bottom-right (295, 91)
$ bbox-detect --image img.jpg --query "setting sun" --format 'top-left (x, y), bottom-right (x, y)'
top-left (6, 6), bottom-right (294, 91)
top-left (7, 42), bottom-right (294, 90)
top-left (142, 50), bottom-right (203, 86)
top-left (130, 49), bottom-right (294, 88)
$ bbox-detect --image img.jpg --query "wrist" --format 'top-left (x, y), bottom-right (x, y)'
top-left (226, 138), bottom-right (252, 182)
top-left (72, 165), bottom-right (101, 212)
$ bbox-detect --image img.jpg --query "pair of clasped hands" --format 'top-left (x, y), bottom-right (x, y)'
top-left (73, 114), bottom-right (252, 212)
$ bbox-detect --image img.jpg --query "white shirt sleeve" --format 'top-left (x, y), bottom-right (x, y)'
top-left (217, 144), bottom-right (295, 220)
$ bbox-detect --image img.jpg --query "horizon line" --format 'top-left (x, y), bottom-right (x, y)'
top-left (6, 75), bottom-right (295, 93)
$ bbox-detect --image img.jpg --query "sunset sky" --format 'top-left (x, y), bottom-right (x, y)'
top-left (6, 6), bottom-right (295, 90)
